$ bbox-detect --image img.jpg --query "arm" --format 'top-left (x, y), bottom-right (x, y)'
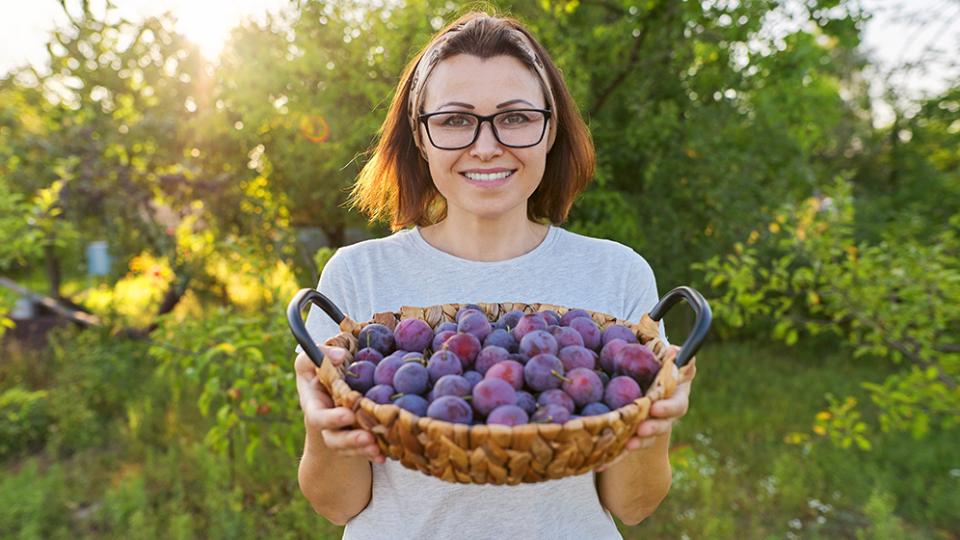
top-left (298, 423), bottom-right (373, 525)
top-left (596, 350), bottom-right (695, 525)
top-left (295, 348), bottom-right (381, 525)
top-left (595, 427), bottom-right (673, 525)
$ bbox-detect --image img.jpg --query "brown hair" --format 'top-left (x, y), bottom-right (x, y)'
top-left (347, 11), bottom-right (595, 231)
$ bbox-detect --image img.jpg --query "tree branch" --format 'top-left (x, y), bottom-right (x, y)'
top-left (588, 1), bottom-right (672, 117)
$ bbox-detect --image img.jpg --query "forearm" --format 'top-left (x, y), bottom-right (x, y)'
top-left (596, 427), bottom-right (673, 525)
top-left (298, 430), bottom-right (373, 525)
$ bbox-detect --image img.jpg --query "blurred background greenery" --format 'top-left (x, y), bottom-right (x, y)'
top-left (0, 0), bottom-right (957, 538)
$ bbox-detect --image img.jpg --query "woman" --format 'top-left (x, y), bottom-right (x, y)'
top-left (294, 11), bottom-right (695, 539)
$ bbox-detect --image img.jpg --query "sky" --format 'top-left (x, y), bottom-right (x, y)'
top-left (0, 0), bottom-right (957, 123)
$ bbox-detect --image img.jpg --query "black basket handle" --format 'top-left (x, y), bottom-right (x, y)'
top-left (287, 288), bottom-right (346, 368)
top-left (648, 286), bottom-right (712, 368)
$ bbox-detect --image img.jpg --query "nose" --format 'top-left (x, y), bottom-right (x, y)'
top-left (469, 121), bottom-right (503, 160)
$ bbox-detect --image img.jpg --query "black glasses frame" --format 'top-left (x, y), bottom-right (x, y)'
top-left (418, 108), bottom-right (552, 150)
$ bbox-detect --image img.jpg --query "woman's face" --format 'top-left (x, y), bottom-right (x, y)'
top-left (419, 54), bottom-right (550, 223)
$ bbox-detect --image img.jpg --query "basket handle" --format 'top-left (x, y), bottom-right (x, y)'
top-left (648, 286), bottom-right (712, 368)
top-left (287, 288), bottom-right (347, 368)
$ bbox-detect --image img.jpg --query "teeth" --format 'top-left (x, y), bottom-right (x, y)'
top-left (464, 171), bottom-right (512, 181)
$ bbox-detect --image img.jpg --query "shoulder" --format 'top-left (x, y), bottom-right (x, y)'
top-left (328, 228), bottom-right (418, 261)
top-left (554, 227), bottom-right (655, 275)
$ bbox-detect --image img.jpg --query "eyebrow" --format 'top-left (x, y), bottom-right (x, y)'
top-left (436, 99), bottom-right (537, 110)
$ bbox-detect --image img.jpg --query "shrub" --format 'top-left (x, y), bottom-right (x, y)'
top-left (0, 387), bottom-right (52, 460)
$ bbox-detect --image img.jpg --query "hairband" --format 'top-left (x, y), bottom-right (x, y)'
top-left (406, 23), bottom-right (558, 159)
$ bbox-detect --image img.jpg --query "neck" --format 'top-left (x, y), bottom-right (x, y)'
top-left (419, 210), bottom-right (550, 262)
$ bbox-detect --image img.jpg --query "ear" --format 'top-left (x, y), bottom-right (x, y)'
top-left (545, 121), bottom-right (557, 153)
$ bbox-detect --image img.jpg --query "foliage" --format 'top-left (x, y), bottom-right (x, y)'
top-left (149, 300), bottom-right (303, 467)
top-left (694, 179), bottom-right (960, 441)
top-left (0, 459), bottom-right (73, 539)
top-left (0, 387), bottom-right (52, 460)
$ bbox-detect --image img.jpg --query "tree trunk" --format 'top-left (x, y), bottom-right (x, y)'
top-left (324, 223), bottom-right (346, 248)
top-left (44, 242), bottom-right (62, 299)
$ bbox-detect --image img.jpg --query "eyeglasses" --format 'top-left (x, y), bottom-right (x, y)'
top-left (418, 108), bottom-right (551, 150)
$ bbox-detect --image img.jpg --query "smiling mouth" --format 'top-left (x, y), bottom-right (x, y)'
top-left (461, 170), bottom-right (516, 182)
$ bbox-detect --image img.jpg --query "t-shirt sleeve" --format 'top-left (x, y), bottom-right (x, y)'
top-left (623, 253), bottom-right (669, 346)
top-left (293, 248), bottom-right (356, 356)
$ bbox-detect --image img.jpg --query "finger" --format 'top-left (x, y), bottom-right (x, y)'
top-left (322, 428), bottom-right (380, 452)
top-left (305, 405), bottom-right (355, 432)
top-left (650, 393), bottom-right (689, 419)
top-left (636, 418), bottom-right (674, 438)
top-left (318, 344), bottom-right (350, 366)
top-left (295, 364), bottom-right (333, 411)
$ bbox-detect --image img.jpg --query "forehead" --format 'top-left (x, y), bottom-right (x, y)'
top-left (422, 54), bottom-right (544, 110)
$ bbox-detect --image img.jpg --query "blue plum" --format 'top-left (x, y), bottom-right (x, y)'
top-left (393, 362), bottom-right (429, 395)
top-left (523, 353), bottom-right (566, 392)
top-left (394, 318), bottom-right (433, 353)
top-left (345, 360), bottom-right (376, 393)
top-left (558, 345), bottom-right (597, 372)
top-left (561, 367), bottom-right (604, 407)
top-left (486, 405), bottom-right (529, 426)
top-left (457, 310), bottom-right (493, 342)
top-left (394, 394), bottom-right (429, 416)
top-left (471, 378), bottom-right (517, 417)
top-left (483, 328), bottom-right (518, 353)
top-left (427, 396), bottom-right (473, 424)
top-left (355, 347), bottom-right (384, 365)
top-left (427, 349), bottom-right (463, 383)
top-left (365, 384), bottom-right (395, 404)
top-left (358, 323), bottom-right (395, 355)
top-left (569, 317), bottom-right (603, 351)
top-left (603, 376), bottom-right (642, 409)
top-left (519, 329), bottom-right (559, 358)
top-left (602, 323), bottom-right (639, 346)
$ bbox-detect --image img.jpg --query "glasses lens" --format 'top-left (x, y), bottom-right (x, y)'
top-left (425, 113), bottom-right (479, 149)
top-left (424, 110), bottom-right (547, 149)
top-left (492, 110), bottom-right (546, 147)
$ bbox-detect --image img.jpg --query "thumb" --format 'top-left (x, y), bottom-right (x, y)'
top-left (318, 343), bottom-right (350, 366)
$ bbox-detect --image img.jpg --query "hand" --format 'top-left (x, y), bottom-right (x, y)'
top-left (294, 344), bottom-right (384, 464)
top-left (597, 345), bottom-right (695, 471)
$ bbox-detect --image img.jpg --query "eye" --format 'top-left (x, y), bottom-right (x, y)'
top-left (439, 114), bottom-right (475, 127)
top-left (500, 112), bottom-right (532, 125)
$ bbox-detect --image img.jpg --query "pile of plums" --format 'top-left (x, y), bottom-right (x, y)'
top-left (341, 305), bottom-right (660, 426)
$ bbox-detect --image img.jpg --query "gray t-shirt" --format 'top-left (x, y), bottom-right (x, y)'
top-left (296, 225), bottom-right (667, 540)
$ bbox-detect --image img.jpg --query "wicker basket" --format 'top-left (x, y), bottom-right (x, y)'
top-left (288, 288), bottom-right (710, 485)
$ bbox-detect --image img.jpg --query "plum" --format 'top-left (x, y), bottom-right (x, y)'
top-left (614, 344), bottom-right (659, 388)
top-left (558, 345), bottom-right (597, 372)
top-left (484, 359), bottom-right (525, 390)
top-left (442, 333), bottom-right (482, 367)
top-left (427, 349), bottom-right (463, 383)
top-left (602, 323), bottom-right (639, 346)
top-left (569, 317), bottom-right (603, 351)
top-left (427, 396), bottom-right (473, 424)
top-left (394, 318), bottom-right (433, 353)
top-left (358, 323), bottom-right (395, 355)
top-left (458, 310), bottom-right (493, 342)
top-left (519, 329), bottom-right (559, 357)
top-left (561, 367), bottom-right (604, 407)
top-left (604, 376), bottom-right (642, 409)
top-left (486, 405), bottom-right (529, 426)
top-left (471, 378), bottom-right (517, 417)
top-left (523, 353), bottom-right (565, 392)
